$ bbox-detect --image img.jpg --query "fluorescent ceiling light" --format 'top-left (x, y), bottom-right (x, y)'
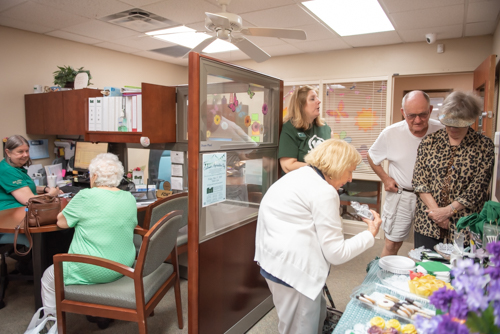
top-left (302, 0), bottom-right (394, 36)
top-left (147, 26), bottom-right (237, 53)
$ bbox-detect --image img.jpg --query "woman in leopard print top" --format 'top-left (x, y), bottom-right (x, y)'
top-left (412, 91), bottom-right (494, 249)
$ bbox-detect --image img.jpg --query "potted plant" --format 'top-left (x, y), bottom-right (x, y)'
top-left (53, 66), bottom-right (92, 88)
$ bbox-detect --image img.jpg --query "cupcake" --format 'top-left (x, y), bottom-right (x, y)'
top-left (401, 324), bottom-right (417, 334)
top-left (386, 319), bottom-right (401, 332)
top-left (382, 328), bottom-right (398, 334)
top-left (370, 316), bottom-right (385, 329)
top-left (367, 325), bottom-right (383, 334)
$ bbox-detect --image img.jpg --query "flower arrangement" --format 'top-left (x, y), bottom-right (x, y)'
top-left (415, 241), bottom-right (500, 334)
top-left (126, 167), bottom-right (142, 182)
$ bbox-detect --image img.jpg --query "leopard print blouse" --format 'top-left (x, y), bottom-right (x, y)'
top-left (412, 128), bottom-right (494, 240)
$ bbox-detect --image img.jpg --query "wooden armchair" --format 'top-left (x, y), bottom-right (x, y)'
top-left (340, 180), bottom-right (381, 220)
top-left (136, 193), bottom-right (188, 256)
top-left (54, 211), bottom-right (184, 334)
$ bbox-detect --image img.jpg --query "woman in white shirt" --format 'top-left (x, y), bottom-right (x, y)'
top-left (255, 139), bottom-right (382, 334)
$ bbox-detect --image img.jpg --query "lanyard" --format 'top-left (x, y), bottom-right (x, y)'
top-left (309, 165), bottom-right (325, 180)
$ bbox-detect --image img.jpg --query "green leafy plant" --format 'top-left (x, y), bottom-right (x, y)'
top-left (53, 66), bottom-right (92, 87)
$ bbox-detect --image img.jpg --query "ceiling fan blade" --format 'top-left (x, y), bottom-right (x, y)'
top-left (231, 37), bottom-right (270, 63)
top-left (206, 12), bottom-right (231, 30)
top-left (241, 27), bottom-right (307, 40)
top-left (182, 37), bottom-right (217, 58)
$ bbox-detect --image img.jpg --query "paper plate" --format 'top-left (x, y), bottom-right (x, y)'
top-left (379, 255), bottom-right (416, 269)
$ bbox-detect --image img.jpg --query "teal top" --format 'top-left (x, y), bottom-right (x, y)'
top-left (0, 159), bottom-right (36, 211)
top-left (62, 187), bottom-right (138, 285)
top-left (278, 121), bottom-right (331, 164)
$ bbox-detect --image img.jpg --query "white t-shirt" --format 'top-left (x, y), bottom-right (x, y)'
top-left (368, 119), bottom-right (443, 190)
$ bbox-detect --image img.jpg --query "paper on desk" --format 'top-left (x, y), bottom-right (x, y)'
top-left (171, 151), bottom-right (184, 164)
top-left (171, 177), bottom-right (183, 190)
top-left (171, 165), bottom-right (183, 177)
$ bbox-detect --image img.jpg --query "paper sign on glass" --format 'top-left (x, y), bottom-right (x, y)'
top-left (172, 165), bottom-right (183, 177)
top-left (171, 151), bottom-right (184, 164)
top-left (202, 153), bottom-right (226, 207)
top-left (171, 177), bottom-right (184, 190)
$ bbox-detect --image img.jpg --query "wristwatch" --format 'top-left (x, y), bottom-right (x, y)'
top-left (450, 203), bottom-right (458, 214)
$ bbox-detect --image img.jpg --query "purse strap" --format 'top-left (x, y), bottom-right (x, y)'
top-left (14, 207), bottom-right (34, 257)
top-left (323, 284), bottom-right (336, 309)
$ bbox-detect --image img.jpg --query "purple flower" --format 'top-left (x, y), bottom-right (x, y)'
top-left (437, 315), bottom-right (470, 334)
top-left (494, 300), bottom-right (500, 327)
top-left (262, 103), bottom-right (268, 115)
top-left (487, 241), bottom-right (500, 258)
top-left (450, 295), bottom-right (470, 319)
top-left (414, 314), bottom-right (442, 334)
top-left (430, 287), bottom-right (458, 312)
top-left (486, 266), bottom-right (500, 280)
top-left (488, 279), bottom-right (500, 302)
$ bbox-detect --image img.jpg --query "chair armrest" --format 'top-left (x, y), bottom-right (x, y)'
top-left (53, 254), bottom-right (135, 278)
top-left (134, 226), bottom-right (148, 236)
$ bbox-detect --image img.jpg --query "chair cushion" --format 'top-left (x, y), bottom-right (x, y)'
top-left (64, 262), bottom-right (174, 309)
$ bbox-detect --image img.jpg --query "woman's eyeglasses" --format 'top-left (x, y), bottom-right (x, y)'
top-left (404, 112), bottom-right (430, 121)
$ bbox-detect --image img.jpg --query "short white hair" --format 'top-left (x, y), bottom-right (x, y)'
top-left (88, 153), bottom-right (124, 187)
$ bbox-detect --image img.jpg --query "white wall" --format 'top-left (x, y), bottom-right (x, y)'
top-left (0, 26), bottom-right (188, 165)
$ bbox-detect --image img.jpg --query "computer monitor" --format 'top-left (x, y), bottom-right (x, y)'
top-left (73, 142), bottom-right (109, 172)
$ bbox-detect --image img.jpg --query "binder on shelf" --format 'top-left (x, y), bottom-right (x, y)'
top-left (132, 95), bottom-right (137, 132)
top-left (137, 94), bottom-right (142, 132)
top-left (88, 97), bottom-right (96, 131)
top-left (102, 96), bottom-right (109, 131)
top-left (108, 96), bottom-right (115, 132)
top-left (125, 96), bottom-right (132, 132)
top-left (115, 96), bottom-right (123, 131)
top-left (95, 97), bottom-right (102, 131)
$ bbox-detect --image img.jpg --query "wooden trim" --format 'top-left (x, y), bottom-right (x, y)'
top-left (473, 55), bottom-right (496, 139)
top-left (188, 51), bottom-right (201, 334)
top-left (198, 54), bottom-right (282, 81)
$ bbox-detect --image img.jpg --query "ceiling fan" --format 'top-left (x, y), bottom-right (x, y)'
top-left (182, 0), bottom-right (307, 62)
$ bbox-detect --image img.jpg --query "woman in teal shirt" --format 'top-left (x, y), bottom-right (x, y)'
top-left (0, 135), bottom-right (60, 211)
top-left (279, 86), bottom-right (332, 174)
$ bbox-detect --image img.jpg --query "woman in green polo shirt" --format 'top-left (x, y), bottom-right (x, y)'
top-left (0, 135), bottom-right (60, 211)
top-left (279, 85), bottom-right (332, 174)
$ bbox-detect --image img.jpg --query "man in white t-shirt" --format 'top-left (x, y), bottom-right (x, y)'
top-left (367, 91), bottom-right (444, 257)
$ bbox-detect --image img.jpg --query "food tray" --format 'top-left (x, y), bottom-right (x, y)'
top-left (350, 283), bottom-right (435, 324)
top-left (377, 270), bottom-right (430, 301)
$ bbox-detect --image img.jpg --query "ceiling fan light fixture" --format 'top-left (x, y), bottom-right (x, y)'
top-left (302, 0), bottom-right (394, 36)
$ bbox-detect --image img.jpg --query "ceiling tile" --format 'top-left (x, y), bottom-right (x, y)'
top-left (95, 41), bottom-right (142, 53)
top-left (118, 0), bottom-right (163, 6)
top-left (465, 21), bottom-right (498, 36)
top-left (142, 0), bottom-right (221, 25)
top-left (380, 0), bottom-right (464, 13)
top-left (62, 20), bottom-right (138, 41)
top-left (46, 30), bottom-right (103, 44)
top-left (34, 0), bottom-right (133, 19)
top-left (243, 35), bottom-right (286, 47)
top-left (292, 38), bottom-right (351, 52)
top-left (0, 1), bottom-right (90, 29)
top-left (466, 0), bottom-right (500, 23)
top-left (398, 24), bottom-right (463, 42)
top-left (0, 16), bottom-right (54, 34)
top-left (0, 0), bottom-right (28, 12)
top-left (261, 43), bottom-right (304, 57)
top-left (342, 31), bottom-right (403, 47)
top-left (240, 4), bottom-right (316, 28)
top-left (204, 0), bottom-right (296, 14)
top-left (112, 34), bottom-right (173, 50)
top-left (389, 4), bottom-right (464, 30)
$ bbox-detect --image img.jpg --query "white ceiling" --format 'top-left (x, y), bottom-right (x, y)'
top-left (1, 0), bottom-right (499, 66)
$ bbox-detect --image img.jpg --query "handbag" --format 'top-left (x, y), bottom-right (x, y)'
top-left (14, 195), bottom-right (61, 256)
top-left (24, 307), bottom-right (57, 334)
top-left (322, 284), bottom-right (343, 334)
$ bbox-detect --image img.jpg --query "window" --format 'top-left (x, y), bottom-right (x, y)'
top-left (323, 79), bottom-right (388, 175)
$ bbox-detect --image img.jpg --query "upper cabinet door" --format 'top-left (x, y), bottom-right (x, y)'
top-left (473, 54), bottom-right (496, 140)
top-left (25, 94), bottom-right (45, 134)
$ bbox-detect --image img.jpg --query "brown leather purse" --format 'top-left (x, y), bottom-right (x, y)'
top-left (14, 195), bottom-right (61, 256)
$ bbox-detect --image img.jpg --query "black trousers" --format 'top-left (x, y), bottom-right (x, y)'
top-left (414, 231), bottom-right (443, 249)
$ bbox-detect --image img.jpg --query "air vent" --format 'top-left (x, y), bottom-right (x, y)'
top-left (100, 8), bottom-right (178, 32)
top-left (151, 45), bottom-right (191, 58)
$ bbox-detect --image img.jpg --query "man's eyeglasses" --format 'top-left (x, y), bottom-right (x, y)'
top-left (404, 112), bottom-right (430, 121)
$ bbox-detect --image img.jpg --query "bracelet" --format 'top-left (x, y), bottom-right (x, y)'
top-left (44, 186), bottom-right (49, 193)
top-left (450, 203), bottom-right (458, 214)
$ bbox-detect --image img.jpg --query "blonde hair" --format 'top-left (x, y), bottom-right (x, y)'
top-left (304, 139), bottom-right (361, 180)
top-left (285, 85), bottom-right (325, 130)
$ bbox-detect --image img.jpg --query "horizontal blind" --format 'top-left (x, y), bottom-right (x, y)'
top-left (323, 80), bottom-right (387, 175)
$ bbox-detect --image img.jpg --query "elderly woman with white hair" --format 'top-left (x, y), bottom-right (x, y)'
top-left (40, 153), bottom-right (137, 325)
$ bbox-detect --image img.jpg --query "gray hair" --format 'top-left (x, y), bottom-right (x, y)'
top-left (440, 91), bottom-right (482, 120)
top-left (88, 153), bottom-right (124, 187)
top-left (402, 90), bottom-right (430, 112)
top-left (4, 135), bottom-right (31, 167)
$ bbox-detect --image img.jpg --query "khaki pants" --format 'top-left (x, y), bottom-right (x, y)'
top-left (266, 278), bottom-right (326, 334)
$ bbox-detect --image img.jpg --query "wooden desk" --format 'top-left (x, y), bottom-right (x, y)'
top-left (0, 199), bottom-right (69, 309)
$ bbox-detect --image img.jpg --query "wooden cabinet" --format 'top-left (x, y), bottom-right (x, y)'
top-left (85, 83), bottom-right (176, 144)
top-left (25, 89), bottom-right (101, 135)
top-left (25, 83), bottom-right (177, 144)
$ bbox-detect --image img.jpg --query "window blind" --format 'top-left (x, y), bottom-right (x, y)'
top-left (322, 80), bottom-right (388, 175)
